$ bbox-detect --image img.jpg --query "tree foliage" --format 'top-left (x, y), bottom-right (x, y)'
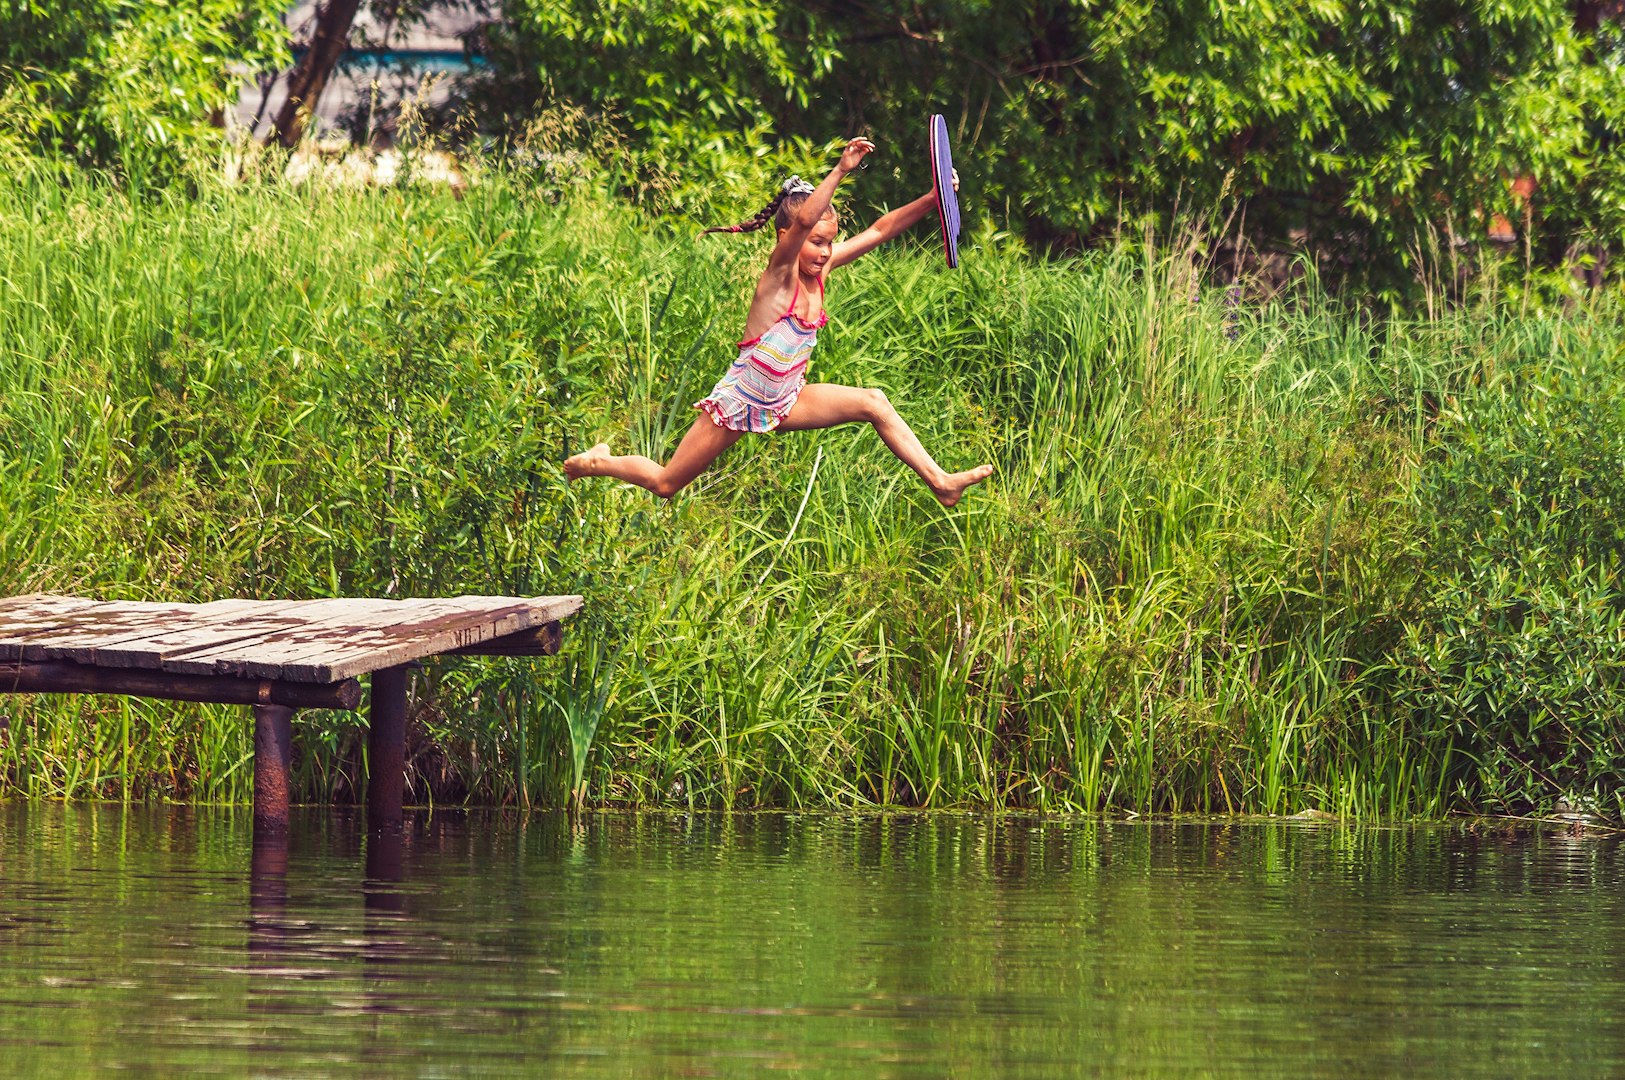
top-left (0, 0), bottom-right (287, 176)
top-left (486, 0), bottom-right (1625, 294)
top-left (479, 0), bottom-right (841, 204)
top-left (0, 1), bottom-right (1620, 290)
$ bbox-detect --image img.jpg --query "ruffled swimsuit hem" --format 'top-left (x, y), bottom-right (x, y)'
top-left (694, 375), bottom-right (808, 433)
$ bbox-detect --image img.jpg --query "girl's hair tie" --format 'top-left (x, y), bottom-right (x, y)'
top-left (701, 176), bottom-right (824, 237)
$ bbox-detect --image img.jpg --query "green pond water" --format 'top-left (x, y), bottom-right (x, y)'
top-left (1, 805), bottom-right (1621, 1077)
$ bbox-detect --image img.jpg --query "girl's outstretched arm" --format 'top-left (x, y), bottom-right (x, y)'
top-left (766, 138), bottom-right (874, 273)
top-left (828, 170), bottom-right (957, 271)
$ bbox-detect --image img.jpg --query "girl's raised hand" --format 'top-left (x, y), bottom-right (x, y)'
top-left (840, 137), bottom-right (875, 172)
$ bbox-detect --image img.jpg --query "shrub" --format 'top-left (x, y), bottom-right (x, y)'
top-left (1397, 350), bottom-right (1625, 817)
top-left (0, 0), bottom-right (287, 180)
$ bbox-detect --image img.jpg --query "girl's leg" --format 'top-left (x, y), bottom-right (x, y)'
top-left (778, 383), bottom-right (993, 506)
top-left (563, 415), bottom-right (742, 499)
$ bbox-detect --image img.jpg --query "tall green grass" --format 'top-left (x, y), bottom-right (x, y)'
top-left (1, 156), bottom-right (1621, 817)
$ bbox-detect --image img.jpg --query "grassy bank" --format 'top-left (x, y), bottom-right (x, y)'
top-left (2, 158), bottom-right (1622, 818)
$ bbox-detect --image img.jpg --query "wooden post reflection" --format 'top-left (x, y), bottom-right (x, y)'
top-left (247, 820), bottom-right (294, 1020)
top-left (364, 825), bottom-right (406, 916)
top-left (362, 824), bottom-right (410, 1015)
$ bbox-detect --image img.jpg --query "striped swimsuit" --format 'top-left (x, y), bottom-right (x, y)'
top-left (695, 278), bottom-right (827, 433)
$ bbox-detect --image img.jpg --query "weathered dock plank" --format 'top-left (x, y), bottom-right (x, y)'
top-left (160, 597), bottom-right (546, 681)
top-left (0, 593), bottom-right (101, 616)
top-left (18, 607), bottom-right (248, 662)
top-left (0, 594), bottom-right (582, 682)
top-left (228, 598), bottom-right (563, 682)
top-left (451, 623), bottom-right (564, 656)
top-left (3, 602), bottom-right (207, 662)
top-left (0, 595), bottom-right (163, 658)
top-left (0, 591), bottom-right (585, 835)
top-left (84, 599), bottom-right (331, 669)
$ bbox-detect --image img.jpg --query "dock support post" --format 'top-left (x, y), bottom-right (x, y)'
top-left (252, 703), bottom-right (295, 832)
top-left (368, 665), bottom-right (408, 830)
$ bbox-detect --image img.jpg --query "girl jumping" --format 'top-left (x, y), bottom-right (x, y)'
top-left (563, 137), bottom-right (994, 506)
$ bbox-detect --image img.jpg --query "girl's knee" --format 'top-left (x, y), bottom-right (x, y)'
top-left (863, 387), bottom-right (893, 422)
top-left (651, 473), bottom-right (686, 499)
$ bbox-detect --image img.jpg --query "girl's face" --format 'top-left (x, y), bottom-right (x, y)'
top-left (785, 217), bottom-right (839, 278)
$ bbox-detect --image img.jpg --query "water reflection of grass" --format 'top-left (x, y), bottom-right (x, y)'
top-left (1, 157), bottom-right (1620, 817)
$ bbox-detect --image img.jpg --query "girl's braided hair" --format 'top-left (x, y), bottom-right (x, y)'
top-left (702, 176), bottom-right (834, 236)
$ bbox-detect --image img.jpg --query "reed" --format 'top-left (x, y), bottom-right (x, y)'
top-left (1, 155), bottom-right (1621, 817)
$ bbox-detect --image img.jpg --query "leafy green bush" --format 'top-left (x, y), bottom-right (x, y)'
top-left (0, 0), bottom-right (286, 179)
top-left (1397, 353), bottom-right (1625, 817)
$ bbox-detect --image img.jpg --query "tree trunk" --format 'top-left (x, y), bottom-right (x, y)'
top-left (270, 0), bottom-right (364, 147)
top-left (1573, 1), bottom-right (1625, 33)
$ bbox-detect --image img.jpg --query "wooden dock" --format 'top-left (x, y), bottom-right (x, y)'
top-left (0, 592), bottom-right (583, 830)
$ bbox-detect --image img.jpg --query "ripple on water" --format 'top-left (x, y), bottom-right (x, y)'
top-left (0, 805), bottom-right (1622, 1077)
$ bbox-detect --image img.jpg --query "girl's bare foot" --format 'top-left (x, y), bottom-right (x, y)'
top-left (563, 442), bottom-right (610, 481)
top-left (933, 464), bottom-right (995, 507)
